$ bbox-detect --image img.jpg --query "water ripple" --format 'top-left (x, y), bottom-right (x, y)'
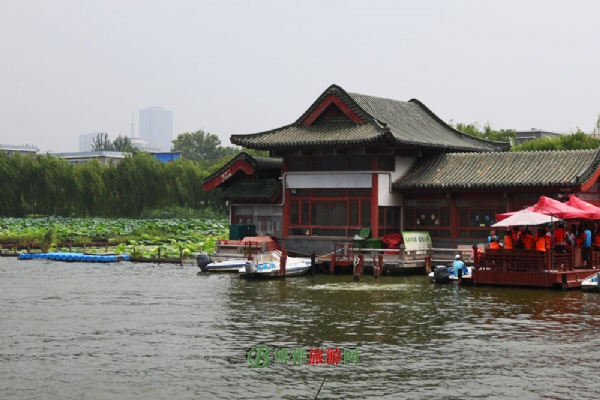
top-left (3, 260), bottom-right (600, 399)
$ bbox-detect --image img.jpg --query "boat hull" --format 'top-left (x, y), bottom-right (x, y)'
top-left (429, 266), bottom-right (473, 283)
top-left (203, 259), bottom-right (248, 273)
top-left (240, 251), bottom-right (312, 278)
top-left (582, 272), bottom-right (600, 291)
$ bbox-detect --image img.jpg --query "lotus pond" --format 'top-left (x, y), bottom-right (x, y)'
top-left (0, 217), bottom-right (229, 259)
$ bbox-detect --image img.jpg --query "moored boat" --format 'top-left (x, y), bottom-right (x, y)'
top-left (197, 254), bottom-right (248, 272)
top-left (240, 250), bottom-right (312, 278)
top-left (429, 265), bottom-right (473, 283)
top-left (582, 272), bottom-right (600, 291)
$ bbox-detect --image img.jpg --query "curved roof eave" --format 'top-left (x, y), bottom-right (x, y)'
top-left (408, 98), bottom-right (511, 151)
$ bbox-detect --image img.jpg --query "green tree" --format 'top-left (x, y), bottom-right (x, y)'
top-left (172, 130), bottom-right (237, 165)
top-left (454, 122), bottom-right (483, 138)
top-left (91, 133), bottom-right (113, 151)
top-left (485, 126), bottom-right (517, 143)
top-left (0, 153), bottom-right (23, 215)
top-left (452, 121), bottom-right (516, 144)
top-left (112, 135), bottom-right (137, 153)
top-left (73, 160), bottom-right (106, 216)
top-left (512, 130), bottom-right (600, 151)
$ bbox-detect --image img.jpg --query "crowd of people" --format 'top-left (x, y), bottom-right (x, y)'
top-left (486, 222), bottom-right (600, 268)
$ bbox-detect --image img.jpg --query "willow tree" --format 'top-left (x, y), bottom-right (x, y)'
top-left (73, 160), bottom-right (106, 217)
top-left (113, 152), bottom-right (165, 216)
top-left (26, 155), bottom-right (75, 216)
top-left (0, 153), bottom-right (24, 215)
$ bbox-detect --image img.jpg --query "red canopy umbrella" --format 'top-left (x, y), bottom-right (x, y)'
top-left (532, 196), bottom-right (594, 219)
top-left (496, 195), bottom-right (594, 221)
top-left (565, 195), bottom-right (600, 219)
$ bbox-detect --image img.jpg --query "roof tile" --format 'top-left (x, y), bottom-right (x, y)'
top-left (222, 180), bottom-right (281, 201)
top-left (393, 149), bottom-right (600, 190)
top-left (231, 84), bottom-right (510, 153)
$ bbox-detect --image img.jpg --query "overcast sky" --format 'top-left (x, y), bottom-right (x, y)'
top-left (1, 0), bottom-right (599, 153)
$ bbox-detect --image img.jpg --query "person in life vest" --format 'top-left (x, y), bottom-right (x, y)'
top-left (488, 230), bottom-right (501, 250)
top-left (554, 223), bottom-right (566, 253)
top-left (565, 228), bottom-right (576, 253)
top-left (503, 230), bottom-right (514, 250)
top-left (535, 228), bottom-right (547, 254)
top-left (512, 227), bottom-right (521, 244)
top-left (521, 229), bottom-right (535, 250)
top-left (594, 226), bottom-right (600, 251)
top-left (544, 228), bottom-right (552, 251)
top-left (576, 225), bottom-right (586, 248)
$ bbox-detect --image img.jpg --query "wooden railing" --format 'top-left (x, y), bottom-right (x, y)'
top-left (475, 248), bottom-right (573, 272)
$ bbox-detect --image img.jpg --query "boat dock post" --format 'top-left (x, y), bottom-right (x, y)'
top-left (280, 251), bottom-right (287, 277)
top-left (353, 254), bottom-right (363, 281)
top-left (373, 254), bottom-right (383, 278)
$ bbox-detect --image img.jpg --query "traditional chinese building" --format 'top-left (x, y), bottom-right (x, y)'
top-left (203, 152), bottom-right (283, 237)
top-left (206, 84), bottom-right (600, 254)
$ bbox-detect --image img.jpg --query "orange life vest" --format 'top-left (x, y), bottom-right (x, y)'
top-left (554, 227), bottom-right (565, 246)
top-left (595, 232), bottom-right (600, 247)
top-left (535, 236), bottom-right (546, 252)
top-left (504, 234), bottom-right (514, 250)
top-left (522, 233), bottom-right (535, 249)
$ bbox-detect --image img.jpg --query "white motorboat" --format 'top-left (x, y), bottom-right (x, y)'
top-left (240, 250), bottom-right (312, 278)
top-left (582, 272), bottom-right (600, 291)
top-left (428, 265), bottom-right (473, 283)
top-left (197, 254), bottom-right (248, 272)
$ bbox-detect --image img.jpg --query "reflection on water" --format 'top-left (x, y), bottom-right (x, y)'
top-left (2, 258), bottom-right (600, 399)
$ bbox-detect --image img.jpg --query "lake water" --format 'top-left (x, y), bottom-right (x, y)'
top-left (2, 257), bottom-right (600, 399)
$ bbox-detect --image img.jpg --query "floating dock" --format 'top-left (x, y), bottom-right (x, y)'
top-left (18, 252), bottom-right (129, 263)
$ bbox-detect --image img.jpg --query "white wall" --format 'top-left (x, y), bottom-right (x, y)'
top-left (377, 156), bottom-right (416, 206)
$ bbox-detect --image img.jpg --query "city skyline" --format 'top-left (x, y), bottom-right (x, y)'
top-left (77, 107), bottom-right (172, 154)
top-left (139, 106), bottom-right (173, 153)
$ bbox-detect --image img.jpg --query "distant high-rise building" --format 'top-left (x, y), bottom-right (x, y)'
top-left (79, 132), bottom-right (102, 152)
top-left (139, 107), bottom-right (173, 152)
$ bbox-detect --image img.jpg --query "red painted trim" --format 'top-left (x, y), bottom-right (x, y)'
top-left (581, 167), bottom-right (600, 192)
top-left (300, 94), bottom-right (364, 126)
top-left (371, 174), bottom-right (379, 238)
top-left (202, 160), bottom-right (255, 191)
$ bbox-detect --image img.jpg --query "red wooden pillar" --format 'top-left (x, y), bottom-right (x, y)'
top-left (449, 194), bottom-right (457, 248)
top-left (330, 253), bottom-right (336, 274)
top-left (371, 173), bottom-right (379, 238)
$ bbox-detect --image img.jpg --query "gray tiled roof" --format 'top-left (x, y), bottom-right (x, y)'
top-left (203, 152), bottom-right (282, 186)
top-left (231, 85), bottom-right (510, 153)
top-left (393, 149), bottom-right (600, 191)
top-left (222, 180), bottom-right (282, 201)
